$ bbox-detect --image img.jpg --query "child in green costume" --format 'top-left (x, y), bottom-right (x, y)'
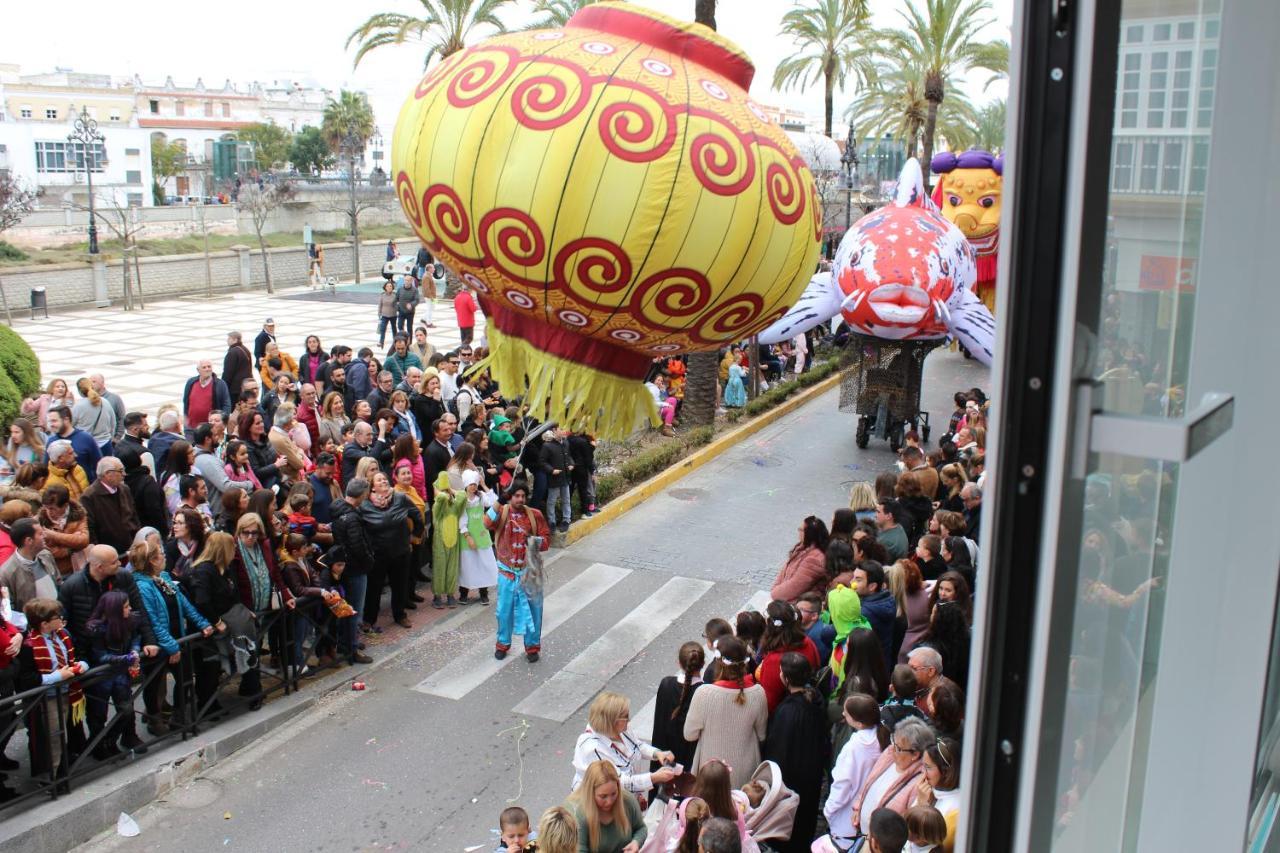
top-left (431, 471), bottom-right (468, 608)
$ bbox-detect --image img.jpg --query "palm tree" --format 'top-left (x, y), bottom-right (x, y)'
top-left (974, 98), bottom-right (1006, 153)
top-left (879, 0), bottom-right (1008, 180)
top-left (523, 0), bottom-right (595, 29)
top-left (346, 0), bottom-right (513, 69)
top-left (321, 91), bottom-right (376, 151)
top-left (773, 0), bottom-right (875, 137)
top-left (847, 57), bottom-right (978, 159)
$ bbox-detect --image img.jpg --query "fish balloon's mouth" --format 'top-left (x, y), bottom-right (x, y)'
top-left (866, 284), bottom-right (930, 325)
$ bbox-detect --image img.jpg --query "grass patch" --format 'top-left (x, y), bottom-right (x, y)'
top-left (0, 241), bottom-right (28, 262)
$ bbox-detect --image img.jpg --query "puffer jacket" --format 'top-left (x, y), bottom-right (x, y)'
top-left (135, 571), bottom-right (210, 656)
top-left (331, 499), bottom-right (375, 577)
top-left (58, 566), bottom-right (157, 652)
top-left (357, 492), bottom-right (414, 558)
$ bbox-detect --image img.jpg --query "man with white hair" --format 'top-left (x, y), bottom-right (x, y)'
top-left (397, 366), bottom-right (423, 397)
top-left (341, 421), bottom-right (388, 485)
top-left (45, 439), bottom-right (89, 499)
top-left (961, 482), bottom-right (983, 544)
top-left (149, 409), bottom-right (185, 473)
top-left (44, 405), bottom-right (101, 481)
top-left (190, 423), bottom-right (237, 503)
top-left (182, 358), bottom-right (230, 434)
top-left (268, 404), bottom-right (308, 484)
top-left (907, 646), bottom-right (944, 698)
top-left (79, 456), bottom-right (141, 555)
top-left (89, 374), bottom-right (127, 443)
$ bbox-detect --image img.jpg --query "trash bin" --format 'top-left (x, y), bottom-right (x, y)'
top-left (30, 286), bottom-right (48, 320)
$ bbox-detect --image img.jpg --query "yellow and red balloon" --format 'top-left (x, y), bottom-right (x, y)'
top-left (393, 1), bottom-right (821, 437)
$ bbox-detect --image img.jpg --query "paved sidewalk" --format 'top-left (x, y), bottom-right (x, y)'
top-left (13, 283), bottom-right (484, 414)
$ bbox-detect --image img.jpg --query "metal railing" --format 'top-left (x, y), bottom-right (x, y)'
top-left (0, 597), bottom-right (349, 813)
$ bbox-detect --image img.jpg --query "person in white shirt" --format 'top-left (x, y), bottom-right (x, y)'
top-left (908, 736), bottom-right (963, 851)
top-left (571, 691), bottom-right (678, 806)
top-left (815, 694), bottom-right (886, 852)
top-left (439, 353), bottom-right (460, 402)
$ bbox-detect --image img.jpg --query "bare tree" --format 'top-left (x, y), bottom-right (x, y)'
top-left (0, 174), bottom-right (37, 324)
top-left (318, 181), bottom-right (392, 283)
top-left (71, 191), bottom-right (149, 310)
top-left (237, 180), bottom-right (296, 294)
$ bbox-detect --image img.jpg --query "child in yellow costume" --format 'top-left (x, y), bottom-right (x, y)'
top-left (431, 471), bottom-right (467, 609)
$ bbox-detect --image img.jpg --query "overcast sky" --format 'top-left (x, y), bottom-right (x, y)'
top-left (6, 0), bottom-right (1012, 144)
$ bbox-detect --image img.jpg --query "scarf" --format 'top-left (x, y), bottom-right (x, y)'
top-left (238, 542), bottom-right (272, 610)
top-left (27, 629), bottom-right (85, 723)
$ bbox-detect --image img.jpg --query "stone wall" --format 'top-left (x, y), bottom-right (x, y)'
top-left (0, 235), bottom-right (426, 310)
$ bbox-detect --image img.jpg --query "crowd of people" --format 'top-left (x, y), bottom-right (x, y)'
top-left (0, 310), bottom-right (607, 802)
top-left (483, 388), bottom-right (990, 853)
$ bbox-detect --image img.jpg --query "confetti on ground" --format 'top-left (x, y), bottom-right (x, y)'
top-left (223, 812), bottom-right (232, 820)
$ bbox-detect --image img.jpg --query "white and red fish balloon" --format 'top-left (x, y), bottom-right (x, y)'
top-left (759, 158), bottom-right (996, 365)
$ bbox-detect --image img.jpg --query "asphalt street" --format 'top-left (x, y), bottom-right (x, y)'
top-left (73, 349), bottom-right (987, 853)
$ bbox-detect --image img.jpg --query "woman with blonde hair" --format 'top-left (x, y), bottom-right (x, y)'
top-left (35, 378), bottom-right (76, 430)
top-left (73, 377), bottom-right (117, 454)
top-left (572, 691), bottom-right (677, 802)
top-left (570, 760), bottom-right (648, 853)
top-left (535, 806), bottom-right (579, 853)
top-left (848, 481), bottom-right (877, 523)
top-left (186, 531), bottom-right (240, 712)
top-left (318, 392), bottom-right (351, 447)
top-left (258, 341), bottom-right (300, 388)
top-left (354, 455), bottom-right (381, 486)
top-left (937, 464), bottom-right (968, 513)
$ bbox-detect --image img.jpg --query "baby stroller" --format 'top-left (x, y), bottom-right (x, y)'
top-left (745, 760), bottom-right (800, 851)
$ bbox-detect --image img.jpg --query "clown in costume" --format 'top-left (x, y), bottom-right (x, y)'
top-left (457, 469), bottom-right (499, 604)
top-left (826, 583), bottom-right (870, 694)
top-left (486, 480), bottom-right (550, 661)
top-left (431, 471), bottom-right (467, 609)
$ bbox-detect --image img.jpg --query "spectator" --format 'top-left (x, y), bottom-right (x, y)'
top-left (539, 426), bottom-right (573, 534)
top-left (796, 591), bottom-right (834, 664)
top-left (183, 359), bottom-right (231, 431)
top-left (228, 513), bottom-right (289, 709)
top-left (455, 286), bottom-right (479, 345)
top-left (396, 276), bottom-right (421, 335)
top-left (940, 538), bottom-right (976, 593)
top-left (377, 282), bottom-right (398, 348)
top-left (918, 602), bottom-right (971, 690)
top-left (438, 352), bottom-right (461, 402)
top-left (46, 440), bottom-right (90, 503)
top-left (367, 371), bottom-right (395, 414)
top-left (572, 691), bottom-right (677, 799)
top-left (268, 404), bottom-right (308, 485)
top-left (38, 485), bottom-right (89, 579)
top-left (184, 532), bottom-right (238, 711)
top-left (223, 331), bottom-right (255, 399)
top-left (118, 445), bottom-right (166, 536)
top-left (410, 326), bottom-right (435, 365)
top-left (683, 636), bottom-right (768, 788)
top-left (817, 693), bottom-right (885, 852)
top-left (0, 500), bottom-right (30, 565)
top-left (258, 341), bottom-right (300, 390)
top-left (0, 518), bottom-right (58, 610)
top-left (960, 484), bottom-right (982, 544)
top-left (569, 760), bottom-right (648, 853)
top-left (650, 641), bottom-right (705, 772)
top-left (536, 806), bottom-right (579, 853)
top-left (771, 516), bottom-right (829, 603)
top-left (358, 470), bottom-right (416, 630)
top-left (163, 506), bottom-right (206, 581)
top-left (909, 737), bottom-right (962, 850)
top-left (697, 817), bottom-right (741, 853)
top-left (922, 677), bottom-right (965, 742)
top-left (318, 391), bottom-right (352, 449)
top-left (848, 482), bottom-right (878, 524)
top-left (45, 407), bottom-right (101, 482)
top-left (238, 411), bottom-right (285, 493)
top-left (762, 653), bottom-right (830, 852)
top-left (117, 412), bottom-right (155, 475)
top-left (914, 534), bottom-right (948, 582)
top-left (308, 453), bottom-right (341, 526)
top-left (22, 597), bottom-right (89, 778)
top-left (849, 718), bottom-right (931, 836)
top-left (1, 418), bottom-right (46, 485)
top-left (72, 377), bottom-right (117, 455)
top-left (906, 646), bottom-right (943, 700)
top-left (342, 421), bottom-right (389, 487)
top-left (84, 589), bottom-right (147, 756)
top-left (937, 463), bottom-right (968, 513)
top-left (191, 424), bottom-right (236, 507)
top-left (756, 600), bottom-right (821, 713)
top-left (253, 318), bottom-right (276, 362)
top-left (384, 333), bottom-right (423, 387)
top-left (894, 472), bottom-right (933, 545)
top-left (866, 808), bottom-right (910, 853)
top-left (149, 410), bottom-right (185, 475)
top-left (296, 383), bottom-right (322, 451)
top-left (874, 499), bottom-right (909, 561)
top-left (261, 372), bottom-right (297, 426)
top-left (891, 560), bottom-right (932, 665)
top-left (298, 335), bottom-right (327, 387)
top-left (331, 478), bottom-right (375, 634)
top-left (34, 377), bottom-right (77, 431)
top-left (853, 561), bottom-right (896, 670)
top-left (900, 446), bottom-right (939, 501)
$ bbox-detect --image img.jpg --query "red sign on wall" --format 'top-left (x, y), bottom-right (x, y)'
top-left (1139, 255), bottom-right (1197, 292)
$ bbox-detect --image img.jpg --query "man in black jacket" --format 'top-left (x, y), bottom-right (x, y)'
top-left (539, 427), bottom-right (573, 533)
top-left (59, 545), bottom-right (160, 755)
top-left (341, 422), bottom-right (389, 485)
top-left (253, 319), bottom-right (276, 362)
top-left (223, 331), bottom-right (254, 400)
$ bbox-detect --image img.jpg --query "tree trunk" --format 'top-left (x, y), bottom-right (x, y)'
top-left (695, 0), bottom-right (716, 30)
top-left (683, 350), bottom-right (719, 427)
top-left (132, 244), bottom-right (145, 310)
top-left (921, 97), bottom-right (940, 184)
top-left (122, 251), bottom-right (133, 311)
top-left (257, 232), bottom-right (274, 294)
top-left (824, 72), bottom-right (835, 138)
top-left (0, 273), bottom-right (12, 325)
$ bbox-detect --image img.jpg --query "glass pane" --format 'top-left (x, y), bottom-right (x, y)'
top-left (1046, 0), bottom-right (1222, 849)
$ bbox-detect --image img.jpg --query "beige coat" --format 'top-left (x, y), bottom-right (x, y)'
top-left (268, 427), bottom-right (308, 483)
top-left (683, 682), bottom-right (769, 788)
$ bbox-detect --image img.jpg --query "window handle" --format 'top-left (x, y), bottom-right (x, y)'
top-left (1088, 390), bottom-right (1233, 463)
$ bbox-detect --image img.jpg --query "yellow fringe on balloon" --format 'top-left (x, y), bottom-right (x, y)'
top-left (477, 327), bottom-right (659, 440)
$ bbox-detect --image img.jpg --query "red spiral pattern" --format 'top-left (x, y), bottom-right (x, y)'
top-left (810, 182), bottom-right (823, 243)
top-left (553, 237), bottom-right (633, 304)
top-left (479, 208), bottom-right (547, 277)
top-left (689, 131), bottom-right (755, 196)
top-left (765, 161), bottom-right (804, 225)
top-left (690, 293), bottom-right (765, 344)
top-left (446, 48), bottom-right (517, 109)
top-left (396, 172), bottom-right (421, 228)
top-left (415, 53), bottom-right (463, 100)
top-left (421, 184), bottom-right (470, 249)
top-left (630, 269), bottom-right (712, 331)
top-left (510, 66), bottom-right (592, 131)
top-left (598, 100), bottom-right (676, 163)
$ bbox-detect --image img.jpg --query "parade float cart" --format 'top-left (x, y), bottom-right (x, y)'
top-left (839, 333), bottom-right (943, 451)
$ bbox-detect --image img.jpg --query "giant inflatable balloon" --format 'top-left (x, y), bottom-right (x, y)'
top-left (759, 159), bottom-right (996, 364)
top-left (931, 149), bottom-right (1002, 313)
top-left (392, 1), bottom-right (821, 438)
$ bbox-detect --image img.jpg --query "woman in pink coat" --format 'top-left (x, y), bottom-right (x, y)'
top-left (770, 516), bottom-right (830, 603)
top-left (847, 717), bottom-right (931, 839)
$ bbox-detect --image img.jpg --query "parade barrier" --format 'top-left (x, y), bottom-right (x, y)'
top-left (0, 600), bottom-right (346, 816)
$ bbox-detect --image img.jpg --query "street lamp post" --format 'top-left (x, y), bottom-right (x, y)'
top-left (841, 124), bottom-right (859, 233)
top-left (68, 107), bottom-right (105, 254)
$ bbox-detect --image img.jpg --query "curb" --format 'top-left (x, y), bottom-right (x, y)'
top-left (564, 372), bottom-right (842, 545)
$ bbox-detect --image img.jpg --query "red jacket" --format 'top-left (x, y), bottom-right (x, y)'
top-left (0, 621), bottom-right (21, 670)
top-left (770, 546), bottom-right (827, 603)
top-left (756, 636), bottom-right (821, 714)
top-left (297, 402), bottom-right (321, 449)
top-left (454, 291), bottom-right (478, 327)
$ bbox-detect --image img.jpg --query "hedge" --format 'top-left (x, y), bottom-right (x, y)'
top-left (0, 326), bottom-right (41, 398)
top-left (590, 360), bottom-right (839, 507)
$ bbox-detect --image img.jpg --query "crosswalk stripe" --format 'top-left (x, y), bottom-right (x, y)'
top-left (412, 562), bottom-right (631, 700)
top-left (629, 588), bottom-right (773, 741)
top-left (511, 576), bottom-right (715, 723)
